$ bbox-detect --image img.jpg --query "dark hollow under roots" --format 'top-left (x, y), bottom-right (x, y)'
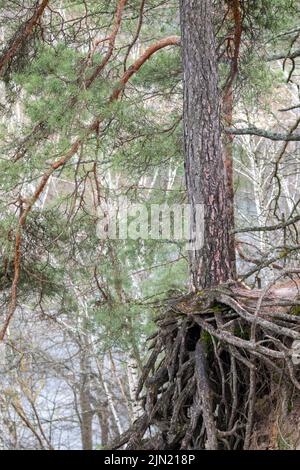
top-left (112, 283), bottom-right (300, 450)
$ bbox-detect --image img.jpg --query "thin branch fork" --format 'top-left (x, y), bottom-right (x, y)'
top-left (195, 340), bottom-right (218, 450)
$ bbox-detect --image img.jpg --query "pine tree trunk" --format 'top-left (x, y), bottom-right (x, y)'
top-left (180, 0), bottom-right (235, 290)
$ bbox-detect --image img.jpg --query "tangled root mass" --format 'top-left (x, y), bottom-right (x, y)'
top-left (112, 283), bottom-right (300, 450)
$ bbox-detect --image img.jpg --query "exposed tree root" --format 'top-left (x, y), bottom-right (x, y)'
top-left (111, 282), bottom-right (300, 450)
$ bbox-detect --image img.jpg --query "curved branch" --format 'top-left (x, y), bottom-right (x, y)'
top-left (236, 240), bottom-right (283, 270)
top-left (268, 48), bottom-right (300, 61)
top-left (0, 0), bottom-right (49, 75)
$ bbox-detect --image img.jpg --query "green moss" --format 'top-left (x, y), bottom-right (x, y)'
top-left (287, 400), bottom-right (294, 414)
top-left (290, 306), bottom-right (300, 316)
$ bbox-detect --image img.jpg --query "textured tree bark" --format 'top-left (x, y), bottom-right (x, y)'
top-left (180, 0), bottom-right (235, 290)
